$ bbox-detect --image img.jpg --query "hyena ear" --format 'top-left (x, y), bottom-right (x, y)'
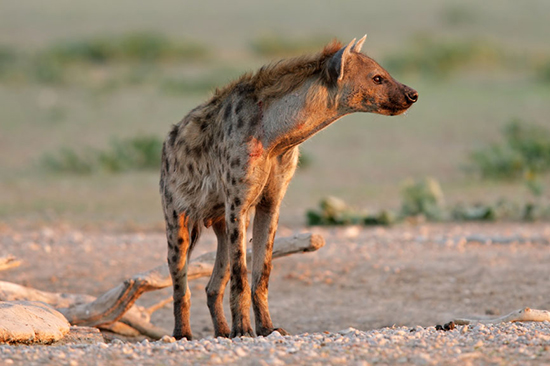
top-left (353, 34), bottom-right (367, 53)
top-left (327, 38), bottom-right (356, 82)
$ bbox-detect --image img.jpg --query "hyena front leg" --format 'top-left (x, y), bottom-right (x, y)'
top-left (227, 197), bottom-right (254, 338)
top-left (205, 219), bottom-right (231, 338)
top-left (251, 148), bottom-right (298, 336)
top-left (166, 211), bottom-right (193, 340)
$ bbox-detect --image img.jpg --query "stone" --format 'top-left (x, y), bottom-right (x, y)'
top-left (0, 301), bottom-right (70, 343)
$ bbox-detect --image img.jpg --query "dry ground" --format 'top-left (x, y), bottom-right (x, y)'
top-left (1, 222), bottom-right (549, 341)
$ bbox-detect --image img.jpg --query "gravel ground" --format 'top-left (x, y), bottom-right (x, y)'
top-left (2, 323), bottom-right (550, 366)
top-left (1, 222), bottom-right (550, 365)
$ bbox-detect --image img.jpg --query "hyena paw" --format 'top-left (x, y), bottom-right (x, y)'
top-left (230, 325), bottom-right (255, 338)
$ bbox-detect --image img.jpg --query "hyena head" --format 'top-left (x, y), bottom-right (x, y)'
top-left (325, 35), bottom-right (418, 116)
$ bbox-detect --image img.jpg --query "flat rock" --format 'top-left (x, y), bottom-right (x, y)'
top-left (0, 300), bottom-right (70, 344)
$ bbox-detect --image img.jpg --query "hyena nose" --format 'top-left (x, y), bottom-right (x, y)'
top-left (405, 89), bottom-right (418, 103)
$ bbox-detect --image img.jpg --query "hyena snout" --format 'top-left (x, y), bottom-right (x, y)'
top-left (404, 86), bottom-right (418, 104)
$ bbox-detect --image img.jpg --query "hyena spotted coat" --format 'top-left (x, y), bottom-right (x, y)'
top-left (160, 36), bottom-right (418, 340)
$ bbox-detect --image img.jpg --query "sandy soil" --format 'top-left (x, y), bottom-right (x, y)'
top-left (1, 222), bottom-right (549, 342)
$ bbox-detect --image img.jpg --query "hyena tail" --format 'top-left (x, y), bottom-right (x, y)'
top-left (187, 221), bottom-right (202, 260)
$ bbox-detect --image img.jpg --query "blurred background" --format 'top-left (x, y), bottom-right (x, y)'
top-left (1, 0), bottom-right (549, 229)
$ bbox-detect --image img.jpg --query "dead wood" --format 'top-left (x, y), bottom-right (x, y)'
top-left (0, 233), bottom-right (324, 339)
top-left (454, 307), bottom-right (550, 325)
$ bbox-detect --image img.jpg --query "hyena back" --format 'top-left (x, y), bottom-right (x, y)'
top-left (160, 35), bottom-right (418, 340)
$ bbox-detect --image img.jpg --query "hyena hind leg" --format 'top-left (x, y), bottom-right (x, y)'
top-left (167, 212), bottom-right (193, 340)
top-left (205, 219), bottom-right (231, 337)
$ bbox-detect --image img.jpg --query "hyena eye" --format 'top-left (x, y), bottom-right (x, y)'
top-left (373, 75), bottom-right (383, 84)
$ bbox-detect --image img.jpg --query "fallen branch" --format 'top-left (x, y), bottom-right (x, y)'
top-left (454, 307), bottom-right (550, 325)
top-left (0, 233), bottom-right (324, 339)
top-left (0, 256), bottom-right (21, 272)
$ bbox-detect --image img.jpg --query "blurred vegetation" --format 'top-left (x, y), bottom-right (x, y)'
top-left (384, 36), bottom-right (510, 78)
top-left (250, 34), bottom-right (332, 57)
top-left (468, 119), bottom-right (550, 195)
top-left (42, 135), bottom-right (163, 174)
top-left (39, 32), bottom-right (207, 64)
top-left (0, 32), bottom-right (210, 87)
top-left (307, 176), bottom-right (550, 226)
top-left (306, 196), bottom-right (394, 226)
top-left (537, 60), bottom-right (550, 84)
top-left (400, 177), bottom-right (445, 221)
top-left (297, 150), bottom-right (312, 169)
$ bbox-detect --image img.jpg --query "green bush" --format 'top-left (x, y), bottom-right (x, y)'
top-left (468, 120), bottom-right (550, 193)
top-left (0, 46), bottom-right (17, 77)
top-left (306, 196), bottom-right (394, 226)
top-left (42, 148), bottom-right (96, 174)
top-left (537, 60), bottom-right (550, 83)
top-left (41, 135), bottom-right (163, 174)
top-left (400, 177), bottom-right (445, 220)
top-left (98, 136), bottom-right (163, 172)
top-left (40, 33), bottom-right (207, 64)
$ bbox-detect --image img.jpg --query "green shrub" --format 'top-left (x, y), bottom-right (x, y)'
top-left (42, 148), bottom-right (96, 174)
top-left (41, 135), bottom-right (163, 174)
top-left (40, 33), bottom-right (207, 64)
top-left (306, 196), bottom-right (394, 226)
top-left (400, 177), bottom-right (445, 220)
top-left (98, 136), bottom-right (163, 172)
top-left (537, 59), bottom-right (550, 83)
top-left (468, 119), bottom-right (550, 194)
top-left (0, 46), bottom-right (17, 77)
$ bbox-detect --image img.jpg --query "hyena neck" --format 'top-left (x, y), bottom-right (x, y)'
top-left (259, 79), bottom-right (346, 156)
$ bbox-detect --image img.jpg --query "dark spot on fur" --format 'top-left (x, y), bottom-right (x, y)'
top-left (234, 197), bottom-right (241, 207)
top-left (223, 103), bottom-right (232, 120)
top-left (200, 121), bottom-right (208, 132)
top-left (174, 284), bottom-right (180, 290)
top-left (237, 117), bottom-right (244, 129)
top-left (173, 210), bottom-right (178, 220)
top-left (177, 237), bottom-right (183, 244)
top-left (164, 158), bottom-right (170, 173)
top-left (227, 124), bottom-right (233, 137)
top-left (171, 254), bottom-right (178, 263)
top-left (192, 146), bottom-right (202, 157)
top-left (231, 178), bottom-right (236, 186)
top-left (187, 163), bottom-right (194, 175)
top-left (165, 191), bottom-right (173, 205)
top-left (169, 126), bottom-right (179, 147)
top-left (174, 245), bottom-right (180, 253)
top-left (230, 213), bottom-right (236, 222)
top-left (235, 100), bottom-right (244, 115)
top-left (230, 203), bottom-right (235, 211)
top-left (231, 158), bottom-right (240, 168)
top-left (226, 171), bottom-right (231, 182)
top-left (230, 228), bottom-right (239, 243)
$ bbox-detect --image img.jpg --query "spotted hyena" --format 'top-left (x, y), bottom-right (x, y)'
top-left (160, 35), bottom-right (418, 340)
